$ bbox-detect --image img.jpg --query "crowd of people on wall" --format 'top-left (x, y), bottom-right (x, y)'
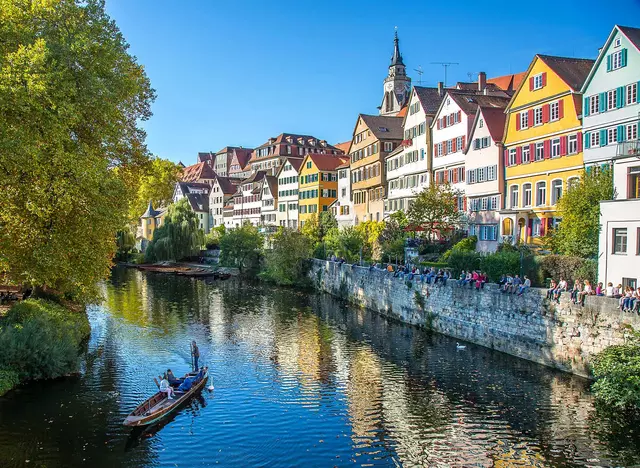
top-left (324, 257), bottom-right (639, 313)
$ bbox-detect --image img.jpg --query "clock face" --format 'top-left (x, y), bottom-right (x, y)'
top-left (385, 82), bottom-right (394, 91)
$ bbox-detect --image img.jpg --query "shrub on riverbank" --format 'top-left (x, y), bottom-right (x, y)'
top-left (0, 299), bottom-right (90, 395)
top-left (219, 223), bottom-right (263, 274)
top-left (260, 229), bottom-right (312, 286)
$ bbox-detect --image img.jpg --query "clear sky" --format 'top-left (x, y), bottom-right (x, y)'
top-left (105, 0), bottom-right (640, 165)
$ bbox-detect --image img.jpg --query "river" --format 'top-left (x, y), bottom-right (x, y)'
top-left (0, 267), bottom-right (638, 467)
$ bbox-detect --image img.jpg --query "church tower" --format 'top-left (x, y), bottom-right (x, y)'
top-left (379, 31), bottom-right (411, 116)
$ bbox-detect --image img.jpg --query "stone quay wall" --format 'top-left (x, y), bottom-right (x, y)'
top-left (309, 259), bottom-right (640, 377)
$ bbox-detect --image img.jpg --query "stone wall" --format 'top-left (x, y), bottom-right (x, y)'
top-left (310, 260), bottom-right (640, 377)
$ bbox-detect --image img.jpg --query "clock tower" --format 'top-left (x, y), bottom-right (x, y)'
top-left (379, 31), bottom-right (411, 116)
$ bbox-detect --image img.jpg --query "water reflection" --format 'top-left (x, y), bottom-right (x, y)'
top-left (0, 267), bottom-right (636, 467)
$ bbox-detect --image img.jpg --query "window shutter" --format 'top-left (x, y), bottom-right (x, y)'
top-left (543, 139), bottom-right (551, 159)
top-left (541, 72), bottom-right (547, 87)
top-left (616, 86), bottom-right (625, 108)
top-left (463, 197), bottom-right (467, 211)
top-left (527, 219), bottom-right (533, 238)
top-left (540, 218), bottom-right (546, 237)
top-left (453, 169), bottom-right (458, 183)
top-left (529, 143), bottom-right (535, 158)
top-left (583, 97), bottom-right (590, 116)
top-left (516, 146), bottom-right (522, 164)
top-left (577, 132), bottom-right (583, 152)
top-left (437, 119), bottom-right (441, 130)
top-left (442, 117), bottom-right (446, 128)
top-left (617, 125), bottom-right (625, 142)
top-left (452, 138), bottom-right (457, 153)
top-left (529, 77), bottom-right (534, 91)
top-left (638, 82), bottom-right (640, 103)
top-left (457, 110), bottom-right (461, 122)
top-left (558, 99), bottom-right (564, 119)
top-left (621, 48), bottom-right (628, 67)
top-left (600, 129), bottom-right (607, 146)
top-left (599, 92), bottom-right (606, 113)
top-left (606, 55), bottom-right (612, 72)
top-left (516, 113), bottom-right (521, 130)
top-left (584, 132), bottom-right (591, 149)
top-left (527, 109), bottom-right (534, 124)
top-left (504, 149), bottom-right (509, 167)
top-left (542, 104), bottom-right (550, 123)
top-left (462, 136), bottom-right (466, 150)
top-left (560, 136), bottom-right (567, 155)
top-left (444, 170), bottom-right (449, 182)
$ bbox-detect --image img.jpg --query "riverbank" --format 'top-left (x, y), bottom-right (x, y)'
top-left (310, 259), bottom-right (640, 377)
top-left (0, 299), bottom-right (90, 396)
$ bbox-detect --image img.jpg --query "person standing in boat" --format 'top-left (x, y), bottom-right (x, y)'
top-left (191, 341), bottom-right (200, 370)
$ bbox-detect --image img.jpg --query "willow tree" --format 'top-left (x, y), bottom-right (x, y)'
top-left (145, 199), bottom-right (204, 262)
top-left (0, 0), bottom-right (155, 300)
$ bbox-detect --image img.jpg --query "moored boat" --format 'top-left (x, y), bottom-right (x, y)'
top-left (123, 367), bottom-right (209, 427)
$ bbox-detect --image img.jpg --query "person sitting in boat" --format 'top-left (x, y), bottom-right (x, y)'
top-left (159, 378), bottom-right (175, 400)
top-left (166, 369), bottom-right (180, 386)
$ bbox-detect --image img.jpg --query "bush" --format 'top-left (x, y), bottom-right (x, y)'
top-left (446, 250), bottom-right (481, 276)
top-left (0, 299), bottom-right (90, 383)
top-left (0, 369), bottom-right (20, 396)
top-left (260, 229), bottom-right (312, 286)
top-left (440, 235), bottom-right (477, 262)
top-left (538, 255), bottom-right (597, 284)
top-left (417, 261), bottom-right (448, 269)
top-left (219, 223), bottom-right (263, 274)
top-left (480, 251), bottom-right (521, 283)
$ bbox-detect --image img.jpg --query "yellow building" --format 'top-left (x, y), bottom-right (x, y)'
top-left (500, 55), bottom-right (594, 246)
top-left (349, 114), bottom-right (403, 223)
top-left (139, 201), bottom-right (167, 248)
top-left (298, 154), bottom-right (349, 226)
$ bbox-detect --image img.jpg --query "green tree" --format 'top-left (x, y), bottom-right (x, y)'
top-left (115, 229), bottom-right (136, 261)
top-left (261, 228), bottom-right (312, 285)
top-left (355, 221), bottom-right (385, 260)
top-left (0, 0), bottom-right (155, 301)
top-left (325, 227), bottom-right (365, 263)
top-left (551, 168), bottom-right (614, 258)
top-left (407, 184), bottom-right (463, 241)
top-left (219, 223), bottom-right (263, 273)
top-left (204, 224), bottom-right (226, 249)
top-left (145, 198), bottom-right (204, 262)
top-left (129, 157), bottom-right (181, 224)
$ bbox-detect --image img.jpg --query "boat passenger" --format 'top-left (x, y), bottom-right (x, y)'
top-left (166, 369), bottom-right (180, 385)
top-left (159, 378), bottom-right (175, 400)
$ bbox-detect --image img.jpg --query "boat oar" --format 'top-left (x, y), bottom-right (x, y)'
top-left (153, 378), bottom-right (160, 389)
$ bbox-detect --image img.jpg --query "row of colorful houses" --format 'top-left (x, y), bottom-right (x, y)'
top-left (141, 25), bottom-right (640, 290)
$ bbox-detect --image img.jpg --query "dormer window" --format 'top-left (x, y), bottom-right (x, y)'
top-left (614, 38), bottom-right (621, 48)
top-left (309, 139), bottom-right (316, 146)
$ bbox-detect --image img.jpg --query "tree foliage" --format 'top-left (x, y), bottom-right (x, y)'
top-left (407, 184), bottom-right (463, 240)
top-left (219, 223), bottom-right (262, 273)
top-left (145, 198), bottom-right (204, 262)
top-left (0, 0), bottom-right (155, 301)
top-left (301, 212), bottom-right (337, 246)
top-left (115, 229), bottom-right (136, 261)
top-left (128, 157), bottom-right (181, 224)
top-left (325, 227), bottom-right (365, 263)
top-left (551, 168), bottom-right (614, 258)
top-left (261, 228), bottom-right (312, 286)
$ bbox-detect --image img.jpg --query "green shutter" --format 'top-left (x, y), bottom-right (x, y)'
top-left (584, 97), bottom-right (590, 116)
top-left (586, 166), bottom-right (592, 175)
top-left (599, 93), bottom-right (606, 113)
top-left (638, 82), bottom-right (640, 103)
top-left (606, 55), bottom-right (612, 72)
top-left (599, 129), bottom-right (607, 146)
top-left (585, 132), bottom-right (591, 149)
top-left (616, 87), bottom-right (625, 108)
top-left (621, 48), bottom-right (628, 67)
top-left (617, 125), bottom-right (625, 142)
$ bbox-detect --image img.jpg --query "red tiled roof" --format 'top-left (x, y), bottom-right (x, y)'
top-left (336, 160), bottom-right (350, 169)
top-left (537, 55), bottom-right (595, 92)
top-left (306, 154), bottom-right (350, 172)
top-left (480, 106), bottom-right (508, 144)
top-left (487, 72), bottom-right (526, 92)
top-left (181, 162), bottom-right (217, 183)
top-left (334, 141), bottom-right (351, 154)
top-left (396, 105), bottom-right (408, 118)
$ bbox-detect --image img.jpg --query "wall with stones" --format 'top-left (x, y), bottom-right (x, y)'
top-left (310, 260), bottom-right (640, 378)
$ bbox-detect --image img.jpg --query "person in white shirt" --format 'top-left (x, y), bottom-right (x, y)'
top-left (605, 282), bottom-right (614, 298)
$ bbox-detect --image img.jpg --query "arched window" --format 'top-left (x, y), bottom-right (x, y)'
top-left (523, 183), bottom-right (532, 207)
top-left (510, 185), bottom-right (519, 209)
top-left (536, 181), bottom-right (547, 207)
top-left (551, 179), bottom-right (563, 205)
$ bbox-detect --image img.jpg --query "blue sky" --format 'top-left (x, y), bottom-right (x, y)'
top-left (105, 0), bottom-right (640, 165)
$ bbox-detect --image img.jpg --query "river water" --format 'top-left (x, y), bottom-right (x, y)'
top-left (0, 267), bottom-right (638, 467)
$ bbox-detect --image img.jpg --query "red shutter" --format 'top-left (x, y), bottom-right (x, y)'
top-left (444, 170), bottom-right (449, 182)
top-left (527, 109), bottom-right (534, 125)
top-left (529, 143), bottom-right (535, 160)
top-left (461, 136), bottom-right (466, 150)
top-left (560, 136), bottom-right (567, 156)
top-left (541, 72), bottom-right (547, 87)
top-left (577, 131), bottom-right (583, 152)
top-left (453, 169), bottom-right (458, 183)
top-left (452, 138), bottom-right (457, 153)
top-left (527, 219), bottom-right (533, 238)
top-left (463, 197), bottom-right (467, 211)
top-left (542, 104), bottom-right (550, 123)
top-left (516, 146), bottom-right (522, 164)
top-left (504, 149), bottom-right (509, 167)
top-left (544, 140), bottom-right (551, 159)
top-left (540, 218), bottom-right (546, 236)
top-left (516, 113), bottom-right (521, 131)
top-left (457, 110), bottom-right (461, 122)
top-left (558, 99), bottom-right (564, 119)
top-left (529, 77), bottom-right (534, 91)
top-left (442, 117), bottom-right (447, 128)
top-left (433, 144), bottom-right (437, 156)
top-left (437, 119), bottom-right (441, 130)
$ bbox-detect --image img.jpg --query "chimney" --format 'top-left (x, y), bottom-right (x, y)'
top-left (478, 72), bottom-right (486, 92)
top-left (437, 81), bottom-right (444, 96)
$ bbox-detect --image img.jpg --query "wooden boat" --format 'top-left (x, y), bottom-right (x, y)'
top-left (123, 367), bottom-right (209, 427)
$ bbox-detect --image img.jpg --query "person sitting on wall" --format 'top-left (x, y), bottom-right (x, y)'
top-left (457, 270), bottom-right (466, 287)
top-left (511, 275), bottom-right (522, 294)
top-left (502, 275), bottom-right (513, 293)
top-left (471, 270), bottom-right (479, 289)
top-left (498, 275), bottom-right (506, 287)
top-left (386, 264), bottom-right (394, 273)
top-left (612, 284), bottom-right (622, 299)
top-left (517, 276), bottom-right (531, 296)
top-left (553, 278), bottom-right (568, 303)
top-left (570, 280), bottom-right (582, 304)
top-left (605, 282), bottom-right (614, 297)
top-left (632, 287), bottom-right (640, 313)
top-left (547, 279), bottom-right (557, 299)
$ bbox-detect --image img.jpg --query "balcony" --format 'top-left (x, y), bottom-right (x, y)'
top-left (617, 140), bottom-right (640, 157)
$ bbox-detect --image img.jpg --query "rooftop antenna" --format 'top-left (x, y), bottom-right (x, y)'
top-left (467, 72), bottom-right (477, 82)
top-left (431, 62), bottom-right (459, 87)
top-left (414, 66), bottom-right (424, 85)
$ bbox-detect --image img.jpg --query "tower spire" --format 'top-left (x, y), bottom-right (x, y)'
top-left (390, 29), bottom-right (404, 66)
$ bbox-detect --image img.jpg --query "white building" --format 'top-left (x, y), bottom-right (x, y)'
top-left (232, 171), bottom-right (266, 227)
top-left (333, 161), bottom-right (355, 227)
top-left (586, 25), bottom-right (640, 289)
top-left (464, 106), bottom-right (508, 252)
top-left (275, 158), bottom-right (301, 229)
top-left (385, 85), bottom-right (444, 216)
top-left (260, 175), bottom-right (278, 228)
top-left (209, 177), bottom-right (240, 228)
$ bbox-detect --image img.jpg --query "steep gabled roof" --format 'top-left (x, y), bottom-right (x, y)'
top-left (487, 72), bottom-right (526, 92)
top-left (334, 141), bottom-right (351, 154)
top-left (619, 25), bottom-right (640, 51)
top-left (254, 133), bottom-right (338, 151)
top-left (358, 114), bottom-right (404, 140)
top-left (197, 152), bottom-right (214, 162)
top-left (215, 177), bottom-right (241, 195)
top-left (396, 105), bottom-right (408, 118)
top-left (186, 193), bottom-right (209, 212)
top-left (181, 161), bottom-right (217, 183)
top-left (413, 86), bottom-right (447, 115)
top-left (537, 55), bottom-right (595, 92)
top-left (141, 200), bottom-right (160, 218)
top-left (264, 175), bottom-right (278, 198)
top-left (465, 106), bottom-right (508, 154)
top-left (336, 160), bottom-right (350, 169)
top-left (448, 91), bottom-right (511, 116)
top-left (305, 154), bottom-right (350, 172)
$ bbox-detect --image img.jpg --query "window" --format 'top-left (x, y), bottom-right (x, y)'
top-left (533, 219), bottom-right (541, 237)
top-left (607, 89), bottom-right (617, 111)
top-left (607, 127), bottom-right (617, 145)
top-left (551, 179), bottom-right (563, 205)
top-left (510, 185), bottom-right (519, 208)
top-left (533, 73), bottom-right (543, 90)
top-left (479, 118), bottom-right (484, 128)
top-left (534, 107), bottom-right (543, 126)
top-left (590, 132), bottom-right (600, 147)
top-left (478, 225), bottom-right (498, 241)
top-left (523, 183), bottom-right (532, 207)
top-left (487, 165), bottom-right (496, 181)
top-left (509, 149), bottom-right (517, 166)
top-left (589, 95), bottom-right (600, 115)
top-left (627, 123), bottom-right (638, 141)
top-left (627, 83), bottom-right (637, 106)
top-left (535, 142), bottom-right (544, 161)
top-left (613, 228), bottom-right (627, 254)
top-left (550, 101), bottom-right (559, 121)
top-left (490, 195), bottom-right (499, 210)
top-left (610, 50), bottom-right (625, 71)
top-left (536, 181), bottom-right (546, 206)
top-left (615, 38), bottom-right (622, 48)
top-left (446, 140), bottom-right (453, 154)
top-left (456, 136), bottom-right (463, 151)
top-left (306, 161), bottom-right (312, 169)
top-left (568, 135), bottom-right (577, 154)
top-left (520, 112), bottom-right (528, 129)
top-left (522, 145), bottom-right (531, 163)
top-left (551, 138), bottom-right (560, 157)
top-left (384, 142), bottom-right (394, 152)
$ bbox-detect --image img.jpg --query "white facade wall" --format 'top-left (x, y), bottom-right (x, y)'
top-left (465, 112), bottom-right (502, 252)
top-left (260, 181), bottom-right (277, 227)
top-left (336, 166), bottom-right (355, 227)
top-left (209, 180), bottom-right (226, 228)
top-left (275, 163), bottom-right (299, 229)
top-left (386, 95), bottom-right (430, 216)
top-left (232, 182), bottom-right (262, 227)
top-left (431, 96), bottom-right (468, 197)
top-left (583, 28), bottom-right (640, 166)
